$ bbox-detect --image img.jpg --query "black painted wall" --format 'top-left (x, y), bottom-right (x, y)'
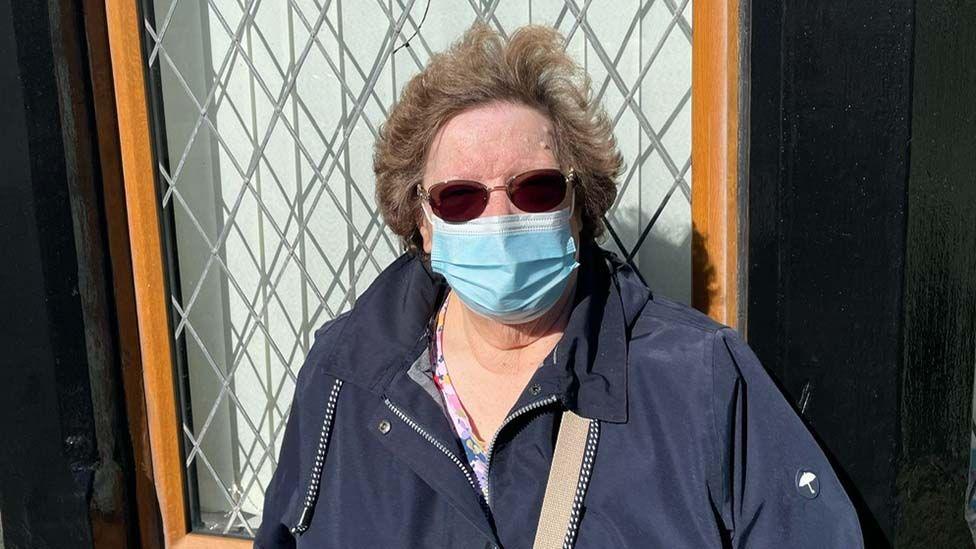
top-left (0, 0), bottom-right (139, 547)
top-left (0, 0), bottom-right (97, 544)
top-left (748, 2), bottom-right (976, 547)
top-left (898, 1), bottom-right (976, 547)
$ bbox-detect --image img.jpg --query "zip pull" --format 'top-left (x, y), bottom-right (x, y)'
top-left (290, 507), bottom-right (313, 535)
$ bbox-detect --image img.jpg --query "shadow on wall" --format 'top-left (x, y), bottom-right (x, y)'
top-left (605, 204), bottom-right (704, 311)
top-left (690, 222), bottom-right (719, 318)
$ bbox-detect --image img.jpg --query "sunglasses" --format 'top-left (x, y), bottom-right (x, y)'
top-left (417, 168), bottom-right (577, 223)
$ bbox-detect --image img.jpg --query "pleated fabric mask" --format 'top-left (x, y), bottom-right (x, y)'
top-left (428, 201), bottom-right (579, 324)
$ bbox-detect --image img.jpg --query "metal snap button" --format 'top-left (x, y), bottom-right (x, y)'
top-left (377, 419), bottom-right (392, 434)
top-left (529, 384), bottom-right (542, 396)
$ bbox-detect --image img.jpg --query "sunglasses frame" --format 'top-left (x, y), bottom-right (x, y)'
top-left (417, 167), bottom-right (577, 222)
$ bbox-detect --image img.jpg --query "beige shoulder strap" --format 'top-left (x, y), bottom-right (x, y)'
top-left (533, 410), bottom-right (594, 549)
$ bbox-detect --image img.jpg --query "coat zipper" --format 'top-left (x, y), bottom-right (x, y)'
top-left (290, 386), bottom-right (597, 546)
top-left (483, 394), bottom-right (600, 549)
top-left (383, 397), bottom-right (492, 519)
top-left (484, 394), bottom-right (561, 508)
top-left (291, 378), bottom-right (343, 536)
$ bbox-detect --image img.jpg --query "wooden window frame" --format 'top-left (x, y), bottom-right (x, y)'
top-left (105, 1), bottom-right (250, 547)
top-left (103, 0), bottom-right (742, 546)
top-left (692, 0), bottom-right (743, 329)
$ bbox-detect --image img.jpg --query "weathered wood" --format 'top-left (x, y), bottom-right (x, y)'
top-left (83, 0), bottom-right (165, 546)
top-left (104, 0), bottom-right (190, 545)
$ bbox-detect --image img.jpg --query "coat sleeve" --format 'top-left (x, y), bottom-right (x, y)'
top-left (253, 313), bottom-right (349, 547)
top-left (707, 327), bottom-right (864, 548)
top-left (253, 389), bottom-right (301, 549)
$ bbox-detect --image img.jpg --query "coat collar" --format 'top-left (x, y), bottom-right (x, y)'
top-left (321, 241), bottom-right (652, 423)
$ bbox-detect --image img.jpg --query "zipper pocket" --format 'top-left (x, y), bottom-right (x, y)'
top-left (291, 378), bottom-right (343, 536)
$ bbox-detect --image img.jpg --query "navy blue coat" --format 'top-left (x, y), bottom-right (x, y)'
top-left (254, 243), bottom-right (863, 548)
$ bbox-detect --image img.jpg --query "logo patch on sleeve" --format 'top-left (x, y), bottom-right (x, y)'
top-left (796, 469), bottom-right (820, 499)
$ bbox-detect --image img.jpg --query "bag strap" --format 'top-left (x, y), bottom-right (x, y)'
top-left (533, 410), bottom-right (598, 549)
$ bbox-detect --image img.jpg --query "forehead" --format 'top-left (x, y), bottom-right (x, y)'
top-left (424, 101), bottom-right (557, 183)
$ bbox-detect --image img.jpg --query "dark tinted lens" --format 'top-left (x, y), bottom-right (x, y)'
top-left (429, 181), bottom-right (487, 222)
top-left (510, 170), bottom-right (567, 212)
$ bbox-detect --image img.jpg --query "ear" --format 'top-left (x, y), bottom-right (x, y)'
top-left (419, 209), bottom-right (433, 254)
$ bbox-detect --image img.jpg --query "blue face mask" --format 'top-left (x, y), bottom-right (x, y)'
top-left (428, 203), bottom-right (579, 324)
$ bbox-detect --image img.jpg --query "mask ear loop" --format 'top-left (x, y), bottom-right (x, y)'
top-left (566, 176), bottom-right (580, 262)
top-left (421, 200), bottom-right (435, 225)
top-left (417, 183), bottom-right (438, 226)
top-left (565, 169), bottom-right (578, 218)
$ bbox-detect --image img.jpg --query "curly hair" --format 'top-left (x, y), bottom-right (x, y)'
top-left (373, 22), bottom-right (623, 252)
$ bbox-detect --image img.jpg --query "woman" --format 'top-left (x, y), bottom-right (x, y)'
top-left (255, 23), bottom-right (862, 548)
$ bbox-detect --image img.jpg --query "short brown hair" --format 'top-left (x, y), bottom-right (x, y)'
top-left (373, 22), bottom-right (623, 252)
